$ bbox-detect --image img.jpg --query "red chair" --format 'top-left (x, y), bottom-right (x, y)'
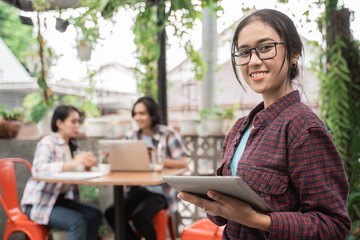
top-left (135, 209), bottom-right (176, 240)
top-left (152, 209), bottom-right (177, 240)
top-left (181, 218), bottom-right (224, 240)
top-left (0, 158), bottom-right (50, 240)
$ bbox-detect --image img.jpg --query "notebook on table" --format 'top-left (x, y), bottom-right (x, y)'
top-left (98, 139), bottom-right (152, 171)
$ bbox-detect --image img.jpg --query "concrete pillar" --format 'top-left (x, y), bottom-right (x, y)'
top-left (200, 7), bottom-right (218, 111)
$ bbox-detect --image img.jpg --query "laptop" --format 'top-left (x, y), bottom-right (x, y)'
top-left (98, 139), bottom-right (152, 171)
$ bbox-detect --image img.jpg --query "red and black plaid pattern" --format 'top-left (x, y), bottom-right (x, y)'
top-left (209, 91), bottom-right (351, 239)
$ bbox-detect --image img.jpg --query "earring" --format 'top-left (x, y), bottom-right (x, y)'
top-left (291, 62), bottom-right (297, 68)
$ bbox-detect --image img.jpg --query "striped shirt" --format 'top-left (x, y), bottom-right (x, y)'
top-left (208, 90), bottom-right (351, 239)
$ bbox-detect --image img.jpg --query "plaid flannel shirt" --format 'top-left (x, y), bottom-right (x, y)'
top-left (208, 91), bottom-right (351, 239)
top-left (125, 124), bottom-right (189, 212)
top-left (20, 133), bottom-right (78, 224)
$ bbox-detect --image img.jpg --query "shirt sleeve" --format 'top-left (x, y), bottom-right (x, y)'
top-left (166, 129), bottom-right (189, 159)
top-left (268, 127), bottom-right (351, 239)
top-left (208, 214), bottom-right (228, 226)
top-left (32, 139), bottom-right (63, 174)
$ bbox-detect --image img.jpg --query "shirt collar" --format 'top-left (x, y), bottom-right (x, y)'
top-left (136, 124), bottom-right (163, 142)
top-left (52, 132), bottom-right (66, 146)
top-left (241, 90), bottom-right (301, 131)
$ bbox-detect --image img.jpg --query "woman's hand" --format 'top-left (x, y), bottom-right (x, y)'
top-left (63, 152), bottom-right (97, 171)
top-left (78, 152), bottom-right (97, 168)
top-left (177, 190), bottom-right (271, 232)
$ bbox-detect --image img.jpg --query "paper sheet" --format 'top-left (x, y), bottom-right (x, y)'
top-left (36, 171), bottom-right (104, 180)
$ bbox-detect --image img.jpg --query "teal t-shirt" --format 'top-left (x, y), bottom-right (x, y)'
top-left (142, 134), bottom-right (153, 148)
top-left (231, 122), bottom-right (252, 176)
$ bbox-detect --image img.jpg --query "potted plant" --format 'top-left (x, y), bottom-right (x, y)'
top-left (200, 105), bottom-right (234, 136)
top-left (62, 94), bottom-right (107, 138)
top-left (179, 118), bottom-right (199, 135)
top-left (82, 100), bottom-right (109, 138)
top-left (22, 92), bottom-right (59, 136)
top-left (98, 152), bottom-right (111, 175)
top-left (55, 17), bottom-right (69, 32)
top-left (72, 10), bottom-right (100, 62)
top-left (0, 105), bottom-right (24, 138)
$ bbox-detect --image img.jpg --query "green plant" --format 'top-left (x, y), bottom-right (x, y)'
top-left (72, 10), bottom-right (101, 48)
top-left (22, 92), bottom-right (59, 123)
top-left (98, 224), bottom-right (111, 237)
top-left (95, 0), bottom-right (222, 97)
top-left (0, 105), bottom-right (24, 121)
top-left (200, 104), bottom-right (234, 120)
top-left (0, 2), bottom-right (37, 71)
top-left (62, 95), bottom-right (100, 118)
top-left (79, 185), bottom-right (99, 201)
top-left (304, 1), bottom-right (360, 237)
top-left (101, 152), bottom-right (109, 164)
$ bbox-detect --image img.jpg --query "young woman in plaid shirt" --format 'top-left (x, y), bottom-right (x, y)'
top-left (178, 9), bottom-right (351, 239)
top-left (21, 105), bottom-right (102, 240)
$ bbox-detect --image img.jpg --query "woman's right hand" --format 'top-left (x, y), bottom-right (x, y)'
top-left (178, 190), bottom-right (272, 232)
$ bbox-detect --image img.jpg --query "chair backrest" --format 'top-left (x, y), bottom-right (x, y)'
top-left (0, 158), bottom-right (32, 221)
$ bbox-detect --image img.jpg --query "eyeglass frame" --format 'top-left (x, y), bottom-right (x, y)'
top-left (232, 42), bottom-right (285, 66)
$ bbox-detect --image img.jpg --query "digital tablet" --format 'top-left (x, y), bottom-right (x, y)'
top-left (163, 176), bottom-right (273, 213)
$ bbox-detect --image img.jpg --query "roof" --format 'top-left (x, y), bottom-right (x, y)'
top-left (0, 37), bottom-right (38, 89)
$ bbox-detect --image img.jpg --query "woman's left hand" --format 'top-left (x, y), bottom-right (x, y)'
top-left (81, 152), bottom-right (97, 168)
top-left (177, 190), bottom-right (271, 232)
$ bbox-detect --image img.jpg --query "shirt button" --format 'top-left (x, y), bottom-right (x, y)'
top-left (262, 122), bottom-right (267, 128)
top-left (227, 165), bottom-right (231, 170)
top-left (264, 184), bottom-right (271, 192)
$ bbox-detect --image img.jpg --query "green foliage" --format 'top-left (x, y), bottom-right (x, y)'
top-left (98, 224), bottom-right (111, 237)
top-left (72, 9), bottom-right (101, 48)
top-left (81, 100), bottom-right (100, 118)
top-left (319, 36), bottom-right (352, 160)
top-left (133, 3), bottom-right (160, 99)
top-left (130, 0), bottom-right (222, 96)
top-left (79, 185), bottom-right (99, 201)
top-left (200, 104), bottom-right (235, 120)
top-left (185, 40), bottom-right (206, 81)
top-left (62, 95), bottom-right (100, 118)
top-left (308, 1), bottom-right (360, 237)
top-left (0, 105), bottom-right (24, 121)
top-left (0, 2), bottom-right (37, 70)
top-left (30, 101), bottom-right (49, 123)
top-left (22, 92), bottom-right (45, 123)
top-left (22, 92), bottom-right (60, 123)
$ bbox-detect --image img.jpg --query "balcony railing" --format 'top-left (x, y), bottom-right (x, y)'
top-left (175, 134), bottom-right (225, 234)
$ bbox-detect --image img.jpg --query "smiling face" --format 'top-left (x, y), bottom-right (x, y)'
top-left (133, 102), bottom-right (153, 132)
top-left (237, 20), bottom-right (297, 107)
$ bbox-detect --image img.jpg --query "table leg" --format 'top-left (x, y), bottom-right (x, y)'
top-left (114, 185), bottom-right (126, 240)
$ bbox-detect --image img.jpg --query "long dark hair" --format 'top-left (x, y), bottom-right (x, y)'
top-left (231, 9), bottom-right (303, 88)
top-left (51, 105), bottom-right (80, 156)
top-left (131, 96), bottom-right (162, 128)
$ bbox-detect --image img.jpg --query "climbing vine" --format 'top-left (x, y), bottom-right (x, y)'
top-left (311, 1), bottom-right (360, 238)
top-left (278, 0), bottom-right (360, 237)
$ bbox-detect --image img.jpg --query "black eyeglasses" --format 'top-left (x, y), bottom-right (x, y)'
top-left (232, 42), bottom-right (285, 66)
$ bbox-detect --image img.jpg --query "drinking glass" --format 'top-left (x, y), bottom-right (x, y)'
top-left (152, 148), bottom-right (164, 172)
